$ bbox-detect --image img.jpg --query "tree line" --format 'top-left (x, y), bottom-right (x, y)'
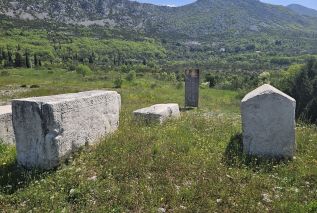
top-left (0, 46), bottom-right (42, 68)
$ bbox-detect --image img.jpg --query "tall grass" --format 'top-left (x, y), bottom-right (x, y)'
top-left (0, 69), bottom-right (316, 212)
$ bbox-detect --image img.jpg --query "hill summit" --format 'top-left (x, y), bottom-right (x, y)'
top-left (0, 0), bottom-right (317, 39)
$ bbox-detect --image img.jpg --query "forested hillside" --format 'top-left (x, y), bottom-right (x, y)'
top-left (1, 0), bottom-right (317, 38)
top-left (1, 0), bottom-right (317, 73)
top-left (287, 4), bottom-right (317, 18)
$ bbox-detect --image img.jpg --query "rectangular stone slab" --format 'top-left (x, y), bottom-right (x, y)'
top-left (0, 105), bottom-right (15, 145)
top-left (12, 90), bottom-right (121, 170)
top-left (133, 104), bottom-right (180, 124)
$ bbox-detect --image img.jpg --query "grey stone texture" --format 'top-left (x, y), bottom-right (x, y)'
top-left (12, 90), bottom-right (121, 169)
top-left (241, 84), bottom-right (296, 158)
top-left (185, 69), bottom-right (200, 107)
top-left (0, 105), bottom-right (15, 145)
top-left (133, 104), bottom-right (180, 124)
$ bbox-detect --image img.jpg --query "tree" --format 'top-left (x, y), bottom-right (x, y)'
top-left (34, 54), bottom-right (39, 67)
top-left (2, 49), bottom-right (7, 61)
top-left (205, 74), bottom-right (220, 88)
top-left (113, 75), bottom-right (123, 88)
top-left (76, 64), bottom-right (93, 77)
top-left (306, 58), bottom-right (317, 79)
top-left (7, 50), bottom-right (14, 67)
top-left (258, 72), bottom-right (271, 85)
top-left (0, 48), bottom-right (3, 65)
top-left (25, 50), bottom-right (31, 68)
top-left (96, 0), bottom-right (104, 14)
top-left (292, 69), bottom-right (312, 118)
top-left (142, 58), bottom-right (147, 66)
top-left (126, 70), bottom-right (136, 82)
top-left (88, 52), bottom-right (95, 64)
top-left (14, 52), bottom-right (23, 67)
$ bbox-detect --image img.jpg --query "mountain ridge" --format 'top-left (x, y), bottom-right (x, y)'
top-left (287, 4), bottom-right (317, 18)
top-left (0, 0), bottom-right (317, 40)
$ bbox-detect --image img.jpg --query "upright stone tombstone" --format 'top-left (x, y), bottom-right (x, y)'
top-left (12, 90), bottom-right (121, 170)
top-left (185, 69), bottom-right (200, 108)
top-left (241, 84), bottom-right (296, 158)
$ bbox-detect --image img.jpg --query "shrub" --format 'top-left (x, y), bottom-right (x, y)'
top-left (176, 81), bottom-right (183, 89)
top-left (258, 71), bottom-right (271, 85)
top-left (169, 73), bottom-right (177, 82)
top-left (282, 58), bottom-right (317, 123)
top-left (113, 75), bottom-right (123, 88)
top-left (0, 70), bottom-right (10, 76)
top-left (150, 83), bottom-right (157, 89)
top-left (126, 70), bottom-right (136, 82)
top-left (30, 85), bottom-right (40, 88)
top-left (68, 63), bottom-right (77, 71)
top-left (76, 64), bottom-right (93, 77)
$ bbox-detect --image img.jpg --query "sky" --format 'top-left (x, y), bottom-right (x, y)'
top-left (134, 0), bottom-right (317, 10)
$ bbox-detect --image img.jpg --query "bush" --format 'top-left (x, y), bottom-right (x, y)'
top-left (176, 81), bottom-right (183, 89)
top-left (113, 75), bottom-right (123, 88)
top-left (0, 71), bottom-right (10, 76)
top-left (282, 58), bottom-right (317, 123)
top-left (150, 83), bottom-right (157, 89)
top-left (258, 71), bottom-right (271, 85)
top-left (126, 70), bottom-right (136, 82)
top-left (68, 63), bottom-right (77, 71)
top-left (76, 64), bottom-right (93, 77)
top-left (30, 84), bottom-right (40, 88)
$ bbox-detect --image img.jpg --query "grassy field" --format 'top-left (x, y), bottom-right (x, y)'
top-left (0, 69), bottom-right (317, 212)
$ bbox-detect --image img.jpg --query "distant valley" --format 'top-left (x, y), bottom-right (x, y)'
top-left (1, 0), bottom-right (317, 72)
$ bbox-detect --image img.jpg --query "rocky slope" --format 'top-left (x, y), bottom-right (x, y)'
top-left (0, 0), bottom-right (316, 39)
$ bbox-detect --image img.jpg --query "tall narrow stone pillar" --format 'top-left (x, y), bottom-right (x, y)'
top-left (185, 69), bottom-right (200, 107)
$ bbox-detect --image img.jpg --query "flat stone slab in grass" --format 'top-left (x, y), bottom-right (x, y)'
top-left (241, 84), bottom-right (296, 158)
top-left (133, 104), bottom-right (180, 124)
top-left (12, 90), bottom-right (121, 170)
top-left (0, 105), bottom-right (15, 145)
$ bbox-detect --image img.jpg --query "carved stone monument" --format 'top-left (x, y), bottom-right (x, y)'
top-left (12, 90), bottom-right (121, 169)
top-left (185, 69), bottom-right (200, 107)
top-left (241, 84), bottom-right (296, 158)
top-left (133, 104), bottom-right (180, 124)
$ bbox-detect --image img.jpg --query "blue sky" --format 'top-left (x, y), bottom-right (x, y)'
top-left (134, 0), bottom-right (317, 9)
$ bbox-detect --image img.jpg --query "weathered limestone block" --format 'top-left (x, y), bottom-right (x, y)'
top-left (12, 90), bottom-right (121, 169)
top-left (133, 104), bottom-right (180, 124)
top-left (241, 84), bottom-right (296, 158)
top-left (0, 105), bottom-right (15, 145)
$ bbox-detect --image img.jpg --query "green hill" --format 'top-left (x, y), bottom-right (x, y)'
top-left (287, 4), bottom-right (317, 18)
top-left (1, 0), bottom-right (317, 39)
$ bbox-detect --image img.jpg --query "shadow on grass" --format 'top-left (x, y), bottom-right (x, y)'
top-left (0, 159), bottom-right (51, 195)
top-left (223, 133), bottom-right (291, 172)
top-left (180, 107), bottom-right (197, 112)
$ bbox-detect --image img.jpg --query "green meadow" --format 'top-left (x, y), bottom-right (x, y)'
top-left (0, 69), bottom-right (316, 212)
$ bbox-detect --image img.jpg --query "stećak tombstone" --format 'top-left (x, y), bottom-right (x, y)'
top-left (185, 69), bottom-right (200, 108)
